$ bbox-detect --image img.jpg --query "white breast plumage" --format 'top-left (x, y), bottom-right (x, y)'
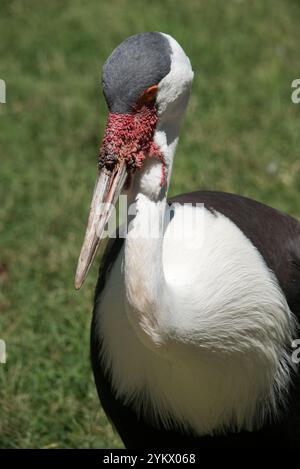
top-left (95, 205), bottom-right (296, 436)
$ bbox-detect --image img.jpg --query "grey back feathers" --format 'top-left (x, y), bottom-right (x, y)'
top-left (102, 32), bottom-right (171, 114)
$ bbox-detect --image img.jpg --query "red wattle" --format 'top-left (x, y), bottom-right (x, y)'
top-left (98, 106), bottom-right (166, 186)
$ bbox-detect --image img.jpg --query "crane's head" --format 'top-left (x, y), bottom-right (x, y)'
top-left (75, 32), bottom-right (193, 289)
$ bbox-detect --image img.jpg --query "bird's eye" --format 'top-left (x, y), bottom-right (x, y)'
top-left (136, 85), bottom-right (158, 108)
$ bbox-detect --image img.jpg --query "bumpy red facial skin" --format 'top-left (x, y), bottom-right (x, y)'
top-left (98, 105), bottom-right (166, 186)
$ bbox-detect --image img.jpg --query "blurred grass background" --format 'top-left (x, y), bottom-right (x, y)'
top-left (0, 0), bottom-right (300, 448)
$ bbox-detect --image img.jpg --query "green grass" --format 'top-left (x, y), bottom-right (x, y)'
top-left (1, 0), bottom-right (300, 448)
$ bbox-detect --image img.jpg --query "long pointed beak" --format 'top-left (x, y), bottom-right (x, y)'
top-left (75, 161), bottom-right (128, 289)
